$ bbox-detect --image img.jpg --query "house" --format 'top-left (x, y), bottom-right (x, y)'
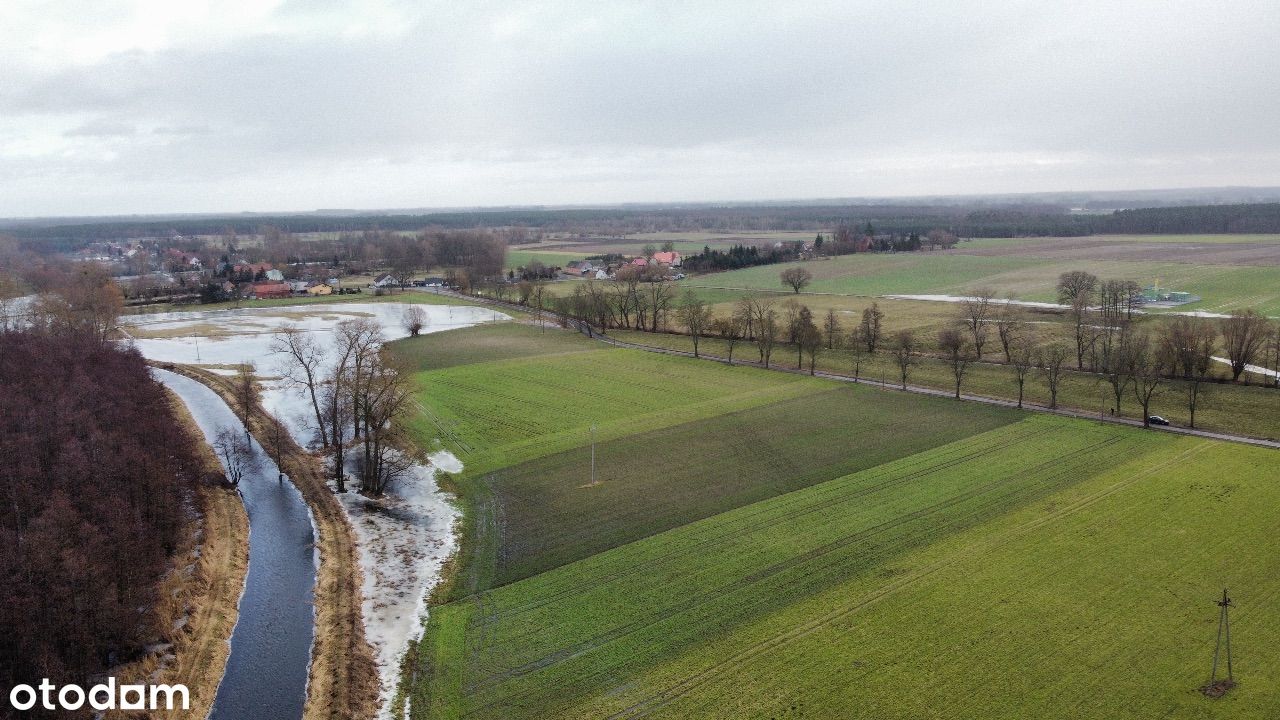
top-left (594, 269), bottom-right (610, 280)
top-left (423, 277), bottom-right (445, 287)
top-left (251, 282), bottom-right (291, 299)
top-left (265, 269), bottom-right (285, 282)
top-left (630, 257), bottom-right (649, 267)
top-left (373, 274), bottom-right (401, 288)
top-left (288, 280), bottom-right (311, 293)
top-left (234, 262), bottom-right (273, 275)
top-left (307, 283), bottom-right (333, 296)
top-left (652, 251), bottom-right (682, 266)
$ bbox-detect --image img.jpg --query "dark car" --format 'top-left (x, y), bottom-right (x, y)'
top-left (1147, 415), bottom-right (1170, 426)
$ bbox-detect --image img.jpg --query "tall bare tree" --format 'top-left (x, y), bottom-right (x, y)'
top-left (1038, 343), bottom-right (1070, 409)
top-left (231, 362), bottom-right (258, 437)
top-left (1129, 331), bottom-right (1164, 427)
top-left (822, 308), bottom-right (842, 350)
top-left (891, 329), bottom-right (917, 390)
top-left (1220, 309), bottom-right (1269, 382)
top-left (270, 326), bottom-right (329, 447)
top-left (1010, 331), bottom-right (1037, 408)
top-left (712, 314), bottom-right (744, 364)
top-left (357, 354), bottom-right (415, 495)
top-left (847, 327), bottom-right (866, 382)
top-left (937, 328), bottom-right (971, 399)
top-left (796, 306), bottom-right (823, 374)
top-left (676, 290), bottom-right (713, 358)
top-left (756, 307), bottom-right (779, 369)
top-left (992, 297), bottom-right (1022, 362)
top-left (1157, 316), bottom-right (1216, 429)
top-left (860, 302), bottom-right (884, 353)
top-left (959, 288), bottom-right (994, 359)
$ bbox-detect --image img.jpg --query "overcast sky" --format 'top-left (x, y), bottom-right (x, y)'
top-left (2, 0), bottom-right (1279, 217)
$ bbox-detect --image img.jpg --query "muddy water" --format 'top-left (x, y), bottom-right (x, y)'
top-left (154, 369), bottom-right (316, 720)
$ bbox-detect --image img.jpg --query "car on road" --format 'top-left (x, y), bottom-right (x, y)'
top-left (1147, 415), bottom-right (1171, 426)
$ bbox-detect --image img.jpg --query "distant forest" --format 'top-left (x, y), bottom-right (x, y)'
top-left (0, 332), bottom-right (203, 702)
top-left (6, 201), bottom-right (1280, 248)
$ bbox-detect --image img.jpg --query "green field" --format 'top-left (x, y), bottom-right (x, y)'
top-left (680, 245), bottom-right (1280, 315)
top-left (397, 322), bottom-right (1279, 719)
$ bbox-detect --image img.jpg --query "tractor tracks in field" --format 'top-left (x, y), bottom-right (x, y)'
top-left (603, 441), bottom-right (1214, 720)
top-left (462, 431), bottom-right (1129, 704)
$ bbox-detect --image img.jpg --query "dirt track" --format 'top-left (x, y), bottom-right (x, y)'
top-left (160, 363), bottom-right (380, 720)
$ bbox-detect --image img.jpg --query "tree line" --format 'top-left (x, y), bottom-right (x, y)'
top-left (0, 303), bottom-right (204, 708)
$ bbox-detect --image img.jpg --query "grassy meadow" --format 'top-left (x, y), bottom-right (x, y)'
top-left (675, 234), bottom-right (1280, 315)
top-left (389, 321), bottom-right (1279, 719)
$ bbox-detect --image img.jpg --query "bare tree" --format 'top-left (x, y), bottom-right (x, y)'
top-left (937, 328), bottom-right (971, 399)
top-left (712, 314), bottom-right (744, 364)
top-left (644, 281), bottom-right (676, 332)
top-left (822, 308), bottom-right (842, 350)
top-left (1220, 309), bottom-right (1269, 382)
top-left (231, 362), bottom-right (258, 437)
top-left (262, 416), bottom-right (289, 483)
top-left (1129, 331), bottom-right (1164, 428)
top-left (1038, 343), bottom-right (1070, 409)
top-left (847, 326), bottom-right (866, 382)
top-left (734, 297), bottom-right (756, 340)
top-left (1010, 331), bottom-right (1036, 408)
top-left (796, 306), bottom-right (823, 374)
top-left (531, 281), bottom-right (548, 332)
top-left (959, 288), bottom-right (994, 359)
top-left (992, 298), bottom-right (1022, 362)
top-left (1098, 320), bottom-right (1138, 416)
top-left (31, 264), bottom-right (123, 344)
top-left (270, 326), bottom-right (329, 447)
top-left (676, 290), bottom-right (713, 358)
top-left (1056, 270), bottom-right (1099, 306)
top-left (756, 308), bottom-right (779, 369)
top-left (357, 354), bottom-right (416, 495)
top-left (780, 266), bottom-right (813, 294)
top-left (860, 302), bottom-right (884, 353)
top-left (1158, 317), bottom-right (1216, 428)
top-left (213, 427), bottom-right (255, 487)
top-left (891, 329), bottom-right (917, 390)
top-left (401, 305), bottom-right (428, 336)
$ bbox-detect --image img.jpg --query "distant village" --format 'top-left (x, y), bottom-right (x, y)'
top-left (68, 233), bottom-right (688, 306)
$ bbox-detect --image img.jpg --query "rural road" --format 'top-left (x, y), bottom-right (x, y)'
top-left (416, 288), bottom-right (1280, 451)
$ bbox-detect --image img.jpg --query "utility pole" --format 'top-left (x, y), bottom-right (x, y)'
top-left (590, 423), bottom-right (597, 485)
top-left (1206, 588), bottom-right (1235, 696)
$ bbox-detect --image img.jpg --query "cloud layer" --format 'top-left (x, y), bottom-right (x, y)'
top-left (3, 0), bottom-right (1279, 216)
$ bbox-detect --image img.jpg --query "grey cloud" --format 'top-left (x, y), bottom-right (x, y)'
top-left (2, 0), bottom-right (1280, 215)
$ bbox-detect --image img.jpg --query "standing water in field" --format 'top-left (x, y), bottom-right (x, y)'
top-left (125, 302), bottom-right (496, 716)
top-left (153, 369), bottom-right (316, 720)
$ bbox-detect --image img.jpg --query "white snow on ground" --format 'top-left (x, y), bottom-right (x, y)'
top-left (1212, 356), bottom-right (1280, 379)
top-left (122, 301), bottom-right (503, 715)
top-left (883, 294), bottom-right (1069, 310)
top-left (881, 293), bottom-right (1276, 319)
top-left (336, 451), bottom-right (461, 716)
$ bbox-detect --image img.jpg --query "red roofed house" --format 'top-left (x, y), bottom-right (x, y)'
top-left (251, 282), bottom-right (292, 299)
top-left (652, 251), bottom-right (682, 266)
top-left (630, 257), bottom-right (649, 267)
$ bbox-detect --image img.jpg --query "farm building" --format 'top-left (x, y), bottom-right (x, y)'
top-left (307, 283), bottom-right (333, 296)
top-left (251, 282), bottom-right (291, 299)
top-left (374, 274), bottom-right (401, 288)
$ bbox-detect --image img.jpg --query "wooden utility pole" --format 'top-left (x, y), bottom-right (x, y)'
top-left (1206, 588), bottom-right (1235, 696)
